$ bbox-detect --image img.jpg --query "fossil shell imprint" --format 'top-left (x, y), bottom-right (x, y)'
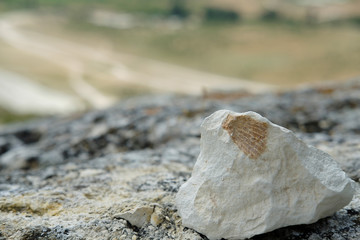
top-left (222, 114), bottom-right (268, 159)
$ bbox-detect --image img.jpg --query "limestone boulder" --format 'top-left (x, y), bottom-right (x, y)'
top-left (176, 110), bottom-right (355, 240)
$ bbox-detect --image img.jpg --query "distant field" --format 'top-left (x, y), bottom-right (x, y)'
top-left (0, 1), bottom-right (360, 123)
top-left (1, 0), bottom-right (360, 87)
top-left (124, 24), bottom-right (360, 86)
top-left (0, 0), bottom-right (176, 14)
top-left (50, 16), bottom-right (360, 87)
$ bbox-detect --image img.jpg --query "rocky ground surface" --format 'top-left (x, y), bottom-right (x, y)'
top-left (1, 78), bottom-right (360, 240)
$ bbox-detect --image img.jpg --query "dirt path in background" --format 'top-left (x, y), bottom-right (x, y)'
top-left (0, 12), bottom-right (275, 113)
top-left (0, 13), bottom-right (116, 110)
top-left (0, 68), bottom-right (83, 114)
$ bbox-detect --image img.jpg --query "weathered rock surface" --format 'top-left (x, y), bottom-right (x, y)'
top-left (177, 110), bottom-right (355, 240)
top-left (0, 78), bottom-right (360, 239)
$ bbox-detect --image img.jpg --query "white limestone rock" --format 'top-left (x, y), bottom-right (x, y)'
top-left (176, 110), bottom-right (355, 240)
top-left (115, 205), bottom-right (154, 228)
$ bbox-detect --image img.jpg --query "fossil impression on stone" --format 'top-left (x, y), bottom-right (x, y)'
top-left (176, 110), bottom-right (355, 240)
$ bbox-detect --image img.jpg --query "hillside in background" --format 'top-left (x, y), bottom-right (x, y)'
top-left (0, 0), bottom-right (359, 123)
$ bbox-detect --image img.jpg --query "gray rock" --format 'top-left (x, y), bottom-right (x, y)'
top-left (0, 78), bottom-right (360, 239)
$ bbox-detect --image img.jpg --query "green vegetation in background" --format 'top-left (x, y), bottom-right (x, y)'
top-left (3, 0), bottom-right (357, 26)
top-left (204, 8), bottom-right (240, 22)
top-left (0, 107), bottom-right (37, 125)
top-left (169, 0), bottom-right (189, 19)
top-left (0, 0), bottom-right (180, 15)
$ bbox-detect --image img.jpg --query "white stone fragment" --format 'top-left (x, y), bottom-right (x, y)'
top-left (176, 110), bottom-right (355, 240)
top-left (116, 205), bottom-right (154, 228)
top-left (150, 207), bottom-right (164, 226)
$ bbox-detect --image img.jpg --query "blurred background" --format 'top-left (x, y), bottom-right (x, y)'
top-left (0, 0), bottom-right (360, 124)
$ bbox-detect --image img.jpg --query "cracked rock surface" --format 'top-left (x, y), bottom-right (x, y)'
top-left (1, 78), bottom-right (360, 239)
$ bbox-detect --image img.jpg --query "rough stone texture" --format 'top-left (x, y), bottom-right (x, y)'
top-left (0, 78), bottom-right (360, 239)
top-left (176, 110), bottom-right (354, 240)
